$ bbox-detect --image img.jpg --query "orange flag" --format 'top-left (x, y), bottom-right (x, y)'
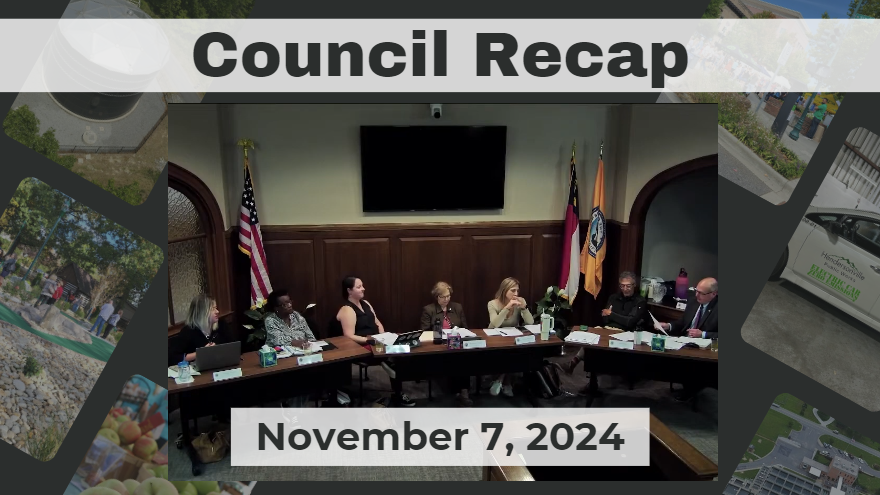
top-left (580, 158), bottom-right (606, 299)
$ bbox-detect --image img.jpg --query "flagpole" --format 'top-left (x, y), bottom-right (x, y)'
top-left (599, 140), bottom-right (604, 161)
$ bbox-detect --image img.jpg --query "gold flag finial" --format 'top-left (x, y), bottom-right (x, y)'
top-left (237, 138), bottom-right (255, 162)
top-left (599, 139), bottom-right (604, 160)
top-left (572, 141), bottom-right (576, 158)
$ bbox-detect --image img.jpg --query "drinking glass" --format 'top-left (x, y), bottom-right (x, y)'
top-left (711, 338), bottom-right (718, 352)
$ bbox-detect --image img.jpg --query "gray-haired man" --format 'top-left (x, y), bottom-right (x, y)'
top-left (566, 271), bottom-right (648, 374)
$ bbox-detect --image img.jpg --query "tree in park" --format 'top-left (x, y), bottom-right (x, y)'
top-left (822, 11), bottom-right (831, 19)
top-left (801, 403), bottom-right (807, 416)
top-left (752, 10), bottom-right (778, 19)
top-left (702, 0), bottom-right (724, 19)
top-left (848, 0), bottom-right (880, 18)
top-left (3, 106), bottom-right (76, 170)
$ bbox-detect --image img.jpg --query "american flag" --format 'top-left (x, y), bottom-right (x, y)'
top-left (238, 161), bottom-right (272, 305)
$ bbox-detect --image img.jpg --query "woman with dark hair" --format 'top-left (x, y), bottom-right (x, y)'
top-left (264, 289), bottom-right (316, 348)
top-left (336, 276), bottom-right (414, 407)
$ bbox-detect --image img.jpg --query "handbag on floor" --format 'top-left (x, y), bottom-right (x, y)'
top-left (526, 360), bottom-right (564, 399)
top-left (191, 426), bottom-right (231, 463)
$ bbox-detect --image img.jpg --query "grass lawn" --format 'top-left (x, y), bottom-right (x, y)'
top-left (858, 473), bottom-right (880, 495)
top-left (742, 452), bottom-right (760, 462)
top-left (819, 435), bottom-right (880, 471)
top-left (752, 434), bottom-right (775, 457)
top-left (774, 393), bottom-right (819, 423)
top-left (758, 409), bottom-right (803, 442)
top-left (817, 410), bottom-right (831, 421)
top-left (736, 469), bottom-right (761, 481)
top-left (813, 452), bottom-right (832, 466)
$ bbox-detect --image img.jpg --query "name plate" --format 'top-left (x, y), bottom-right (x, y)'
top-left (676, 302), bottom-right (687, 310)
top-left (463, 339), bottom-right (487, 349)
top-left (608, 340), bottom-right (635, 350)
top-left (515, 335), bottom-right (536, 345)
top-left (297, 354), bottom-right (324, 366)
top-left (386, 344), bottom-right (411, 354)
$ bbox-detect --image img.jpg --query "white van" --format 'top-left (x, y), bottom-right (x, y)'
top-left (770, 207), bottom-right (880, 332)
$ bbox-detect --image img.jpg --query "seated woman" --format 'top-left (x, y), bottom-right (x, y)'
top-left (168, 294), bottom-right (232, 366)
top-left (265, 289), bottom-right (317, 408)
top-left (487, 277), bottom-right (534, 396)
top-left (337, 275), bottom-right (414, 407)
top-left (420, 281), bottom-right (472, 407)
top-left (265, 289), bottom-right (316, 348)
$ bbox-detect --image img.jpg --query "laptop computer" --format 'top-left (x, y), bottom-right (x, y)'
top-left (195, 341), bottom-right (241, 372)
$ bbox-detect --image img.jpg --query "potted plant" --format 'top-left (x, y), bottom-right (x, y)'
top-left (534, 286), bottom-right (573, 339)
top-left (243, 298), bottom-right (269, 349)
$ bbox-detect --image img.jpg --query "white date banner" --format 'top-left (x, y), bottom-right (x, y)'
top-left (229, 408), bottom-right (650, 466)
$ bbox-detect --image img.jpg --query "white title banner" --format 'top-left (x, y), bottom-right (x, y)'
top-left (3, 19), bottom-right (878, 93)
top-left (229, 408), bottom-right (650, 466)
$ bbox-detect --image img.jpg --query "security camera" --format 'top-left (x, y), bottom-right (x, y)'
top-left (430, 104), bottom-right (442, 119)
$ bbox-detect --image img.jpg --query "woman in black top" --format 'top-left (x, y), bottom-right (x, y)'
top-left (336, 276), bottom-right (414, 407)
top-left (169, 294), bottom-right (232, 365)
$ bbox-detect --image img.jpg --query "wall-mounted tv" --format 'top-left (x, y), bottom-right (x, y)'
top-left (360, 125), bottom-right (507, 212)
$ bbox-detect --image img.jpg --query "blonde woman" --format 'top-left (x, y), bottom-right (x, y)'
top-left (486, 277), bottom-right (534, 396)
top-left (168, 294), bottom-right (233, 365)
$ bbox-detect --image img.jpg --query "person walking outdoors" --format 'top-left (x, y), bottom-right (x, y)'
top-left (50, 278), bottom-right (64, 305)
top-left (90, 299), bottom-right (115, 336)
top-left (34, 274), bottom-right (58, 307)
top-left (806, 98), bottom-right (828, 140)
top-left (102, 310), bottom-right (123, 339)
top-left (0, 253), bottom-right (16, 286)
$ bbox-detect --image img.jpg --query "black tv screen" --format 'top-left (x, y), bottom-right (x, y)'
top-left (360, 126), bottom-right (507, 212)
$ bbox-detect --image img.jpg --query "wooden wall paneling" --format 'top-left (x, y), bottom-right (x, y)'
top-left (533, 233), bottom-right (562, 308)
top-left (398, 236), bottom-right (465, 331)
top-left (263, 240), bottom-right (317, 314)
top-left (321, 238), bottom-right (393, 330)
top-left (470, 234), bottom-right (533, 329)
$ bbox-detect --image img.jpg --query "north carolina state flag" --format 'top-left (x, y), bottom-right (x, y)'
top-left (559, 147), bottom-right (580, 303)
top-left (581, 158), bottom-right (606, 299)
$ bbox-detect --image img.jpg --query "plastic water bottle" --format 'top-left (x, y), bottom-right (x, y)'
top-left (178, 361), bottom-right (191, 381)
top-left (675, 268), bottom-right (689, 300)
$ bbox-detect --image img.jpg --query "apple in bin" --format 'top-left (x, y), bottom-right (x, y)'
top-left (97, 428), bottom-right (120, 445)
top-left (133, 478), bottom-right (178, 495)
top-left (123, 480), bottom-right (141, 494)
top-left (170, 482), bottom-right (197, 495)
top-left (118, 421), bottom-right (142, 445)
top-left (116, 415), bottom-right (132, 425)
top-left (110, 407), bottom-right (126, 418)
top-left (102, 415), bottom-right (118, 432)
top-left (190, 481), bottom-right (220, 495)
top-left (98, 480), bottom-right (130, 495)
top-left (133, 435), bottom-right (159, 461)
top-left (81, 488), bottom-right (123, 495)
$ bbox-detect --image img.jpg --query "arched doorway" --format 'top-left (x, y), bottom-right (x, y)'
top-left (627, 154), bottom-right (718, 282)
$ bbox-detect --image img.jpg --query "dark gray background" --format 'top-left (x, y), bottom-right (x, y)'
top-left (1, 0), bottom-right (878, 492)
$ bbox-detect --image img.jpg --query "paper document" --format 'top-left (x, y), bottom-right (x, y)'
top-left (372, 333), bottom-right (399, 346)
top-left (168, 366), bottom-right (200, 378)
top-left (564, 331), bottom-right (601, 345)
top-left (498, 328), bottom-right (523, 337)
top-left (664, 340), bottom-right (685, 351)
top-left (312, 340), bottom-right (329, 347)
top-left (668, 337), bottom-right (711, 348)
top-left (483, 329), bottom-right (504, 336)
top-left (522, 324), bottom-right (555, 335)
top-left (609, 332), bottom-right (634, 342)
top-left (445, 327), bottom-right (477, 338)
top-left (648, 311), bottom-right (668, 335)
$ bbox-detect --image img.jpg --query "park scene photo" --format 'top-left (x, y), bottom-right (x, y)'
top-left (726, 393), bottom-right (880, 495)
top-left (0, 177), bottom-right (163, 460)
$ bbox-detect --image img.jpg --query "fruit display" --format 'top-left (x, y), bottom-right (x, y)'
top-left (94, 407), bottom-right (166, 461)
top-left (79, 479), bottom-right (220, 495)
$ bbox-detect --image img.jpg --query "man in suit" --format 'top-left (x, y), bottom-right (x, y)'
top-left (659, 277), bottom-right (718, 339)
top-left (659, 277), bottom-right (718, 402)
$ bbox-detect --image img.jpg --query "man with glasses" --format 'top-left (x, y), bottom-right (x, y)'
top-left (658, 277), bottom-right (718, 339)
top-left (566, 271), bottom-right (647, 375)
top-left (658, 277), bottom-right (718, 403)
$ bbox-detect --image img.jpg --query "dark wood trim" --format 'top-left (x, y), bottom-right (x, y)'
top-left (844, 141), bottom-right (880, 174)
top-left (168, 233), bottom-right (208, 244)
top-left (168, 163), bottom-right (233, 327)
top-left (626, 154), bottom-right (718, 278)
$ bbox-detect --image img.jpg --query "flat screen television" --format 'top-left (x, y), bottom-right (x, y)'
top-left (360, 126), bottom-right (507, 212)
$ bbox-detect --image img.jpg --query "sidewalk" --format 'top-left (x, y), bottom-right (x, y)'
top-left (717, 124), bottom-right (800, 204)
top-left (747, 93), bottom-right (819, 163)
